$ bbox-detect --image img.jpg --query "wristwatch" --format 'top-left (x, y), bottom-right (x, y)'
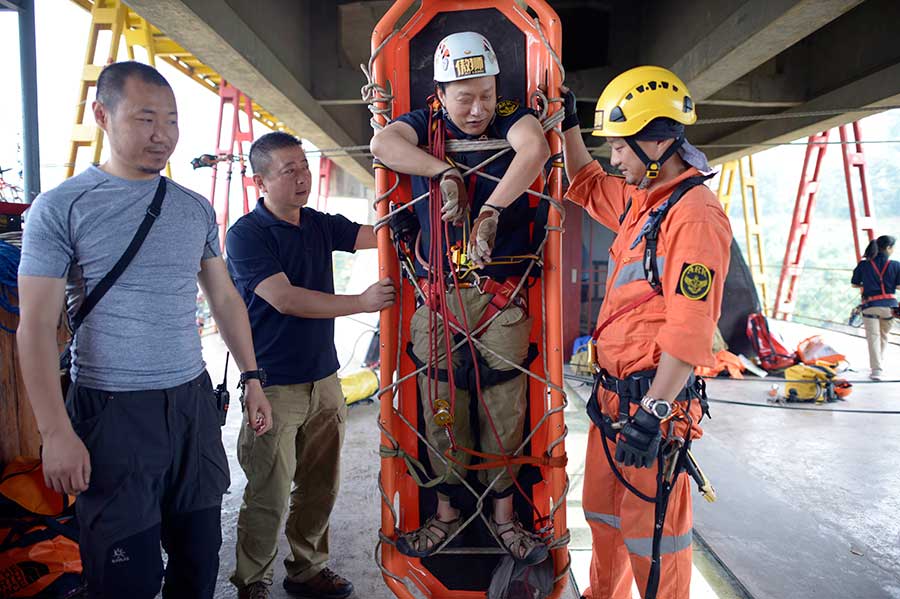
top-left (640, 395), bottom-right (672, 420)
top-left (239, 368), bottom-right (267, 388)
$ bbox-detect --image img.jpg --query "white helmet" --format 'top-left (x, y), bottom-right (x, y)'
top-left (433, 31), bottom-right (500, 83)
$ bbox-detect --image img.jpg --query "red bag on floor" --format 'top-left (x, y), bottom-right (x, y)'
top-left (746, 313), bottom-right (797, 371)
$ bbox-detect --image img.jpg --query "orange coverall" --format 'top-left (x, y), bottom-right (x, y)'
top-left (568, 161), bottom-right (732, 599)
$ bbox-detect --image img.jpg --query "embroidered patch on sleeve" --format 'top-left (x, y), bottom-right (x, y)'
top-left (676, 262), bottom-right (714, 301)
top-left (496, 99), bottom-right (519, 117)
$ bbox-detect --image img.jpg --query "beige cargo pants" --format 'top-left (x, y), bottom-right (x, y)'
top-left (410, 286), bottom-right (532, 497)
top-left (862, 306), bottom-right (894, 374)
top-left (230, 373), bottom-right (346, 587)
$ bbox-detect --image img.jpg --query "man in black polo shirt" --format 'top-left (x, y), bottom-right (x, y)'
top-left (225, 132), bottom-right (394, 599)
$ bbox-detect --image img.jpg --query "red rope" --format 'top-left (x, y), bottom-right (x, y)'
top-left (427, 102), bottom-right (458, 449)
top-left (425, 99), bottom-right (551, 537)
top-left (591, 288), bottom-right (662, 342)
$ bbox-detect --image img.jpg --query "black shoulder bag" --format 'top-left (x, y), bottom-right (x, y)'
top-left (60, 177), bottom-right (167, 372)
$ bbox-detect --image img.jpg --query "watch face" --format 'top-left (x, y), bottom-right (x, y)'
top-left (642, 396), bottom-right (671, 419)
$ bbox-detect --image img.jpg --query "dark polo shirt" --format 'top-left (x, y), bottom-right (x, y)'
top-left (394, 100), bottom-right (542, 280)
top-left (226, 199), bottom-right (360, 385)
top-left (851, 253), bottom-right (900, 308)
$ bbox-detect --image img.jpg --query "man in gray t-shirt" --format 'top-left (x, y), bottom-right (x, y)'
top-left (17, 61), bottom-right (272, 599)
top-left (22, 164), bottom-right (222, 390)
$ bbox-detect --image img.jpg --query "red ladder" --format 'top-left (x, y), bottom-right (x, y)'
top-left (840, 121), bottom-right (877, 262)
top-left (316, 156), bottom-right (333, 211)
top-left (209, 81), bottom-right (259, 249)
top-left (773, 122), bottom-right (876, 319)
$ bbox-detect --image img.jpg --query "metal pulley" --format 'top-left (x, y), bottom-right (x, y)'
top-left (433, 399), bottom-right (453, 426)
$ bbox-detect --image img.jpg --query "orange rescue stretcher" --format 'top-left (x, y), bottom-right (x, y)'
top-left (367, 1), bottom-right (569, 597)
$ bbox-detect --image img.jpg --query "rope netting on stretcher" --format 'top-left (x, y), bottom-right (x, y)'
top-left (362, 15), bottom-right (573, 591)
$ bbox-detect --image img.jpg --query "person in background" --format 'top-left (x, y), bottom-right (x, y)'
top-left (852, 235), bottom-right (898, 380)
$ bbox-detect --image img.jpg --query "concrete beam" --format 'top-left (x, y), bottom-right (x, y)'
top-left (124, 0), bottom-right (374, 187)
top-left (702, 62), bottom-right (900, 165)
top-left (703, 73), bottom-right (805, 108)
top-left (662, 0), bottom-right (864, 101)
top-left (339, 1), bottom-right (392, 71)
top-left (312, 67), bottom-right (367, 106)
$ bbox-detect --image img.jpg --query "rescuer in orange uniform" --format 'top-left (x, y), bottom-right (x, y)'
top-left (560, 66), bottom-right (732, 599)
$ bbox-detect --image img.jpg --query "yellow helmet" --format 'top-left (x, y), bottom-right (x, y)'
top-left (592, 66), bottom-right (696, 138)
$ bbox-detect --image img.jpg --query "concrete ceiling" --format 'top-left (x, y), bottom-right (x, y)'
top-left (123, 0), bottom-right (900, 187)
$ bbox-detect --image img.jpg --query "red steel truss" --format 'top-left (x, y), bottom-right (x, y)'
top-left (773, 122), bottom-right (876, 319)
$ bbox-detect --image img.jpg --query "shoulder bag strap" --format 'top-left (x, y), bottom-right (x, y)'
top-left (71, 177), bottom-right (167, 331)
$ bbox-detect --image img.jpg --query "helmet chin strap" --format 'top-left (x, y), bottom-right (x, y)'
top-left (626, 135), bottom-right (685, 184)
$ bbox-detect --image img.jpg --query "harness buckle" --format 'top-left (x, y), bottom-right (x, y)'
top-left (470, 271), bottom-right (490, 294)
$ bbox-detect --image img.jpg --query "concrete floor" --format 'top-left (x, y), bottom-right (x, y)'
top-left (205, 330), bottom-right (580, 599)
top-left (198, 316), bottom-right (899, 598)
top-left (690, 321), bottom-right (900, 599)
top-left (202, 328), bottom-right (737, 598)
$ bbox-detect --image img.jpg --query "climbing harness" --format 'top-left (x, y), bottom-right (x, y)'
top-left (590, 174), bottom-right (714, 344)
top-left (862, 257), bottom-right (896, 305)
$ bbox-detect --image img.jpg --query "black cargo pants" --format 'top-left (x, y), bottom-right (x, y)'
top-left (65, 371), bottom-right (230, 599)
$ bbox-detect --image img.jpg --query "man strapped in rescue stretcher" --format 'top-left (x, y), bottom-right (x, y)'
top-left (370, 31), bottom-right (551, 565)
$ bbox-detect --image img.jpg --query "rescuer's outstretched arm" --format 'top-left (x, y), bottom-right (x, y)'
top-left (560, 86), bottom-right (593, 182)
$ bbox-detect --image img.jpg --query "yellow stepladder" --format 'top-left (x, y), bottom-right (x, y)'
top-left (716, 160), bottom-right (737, 215)
top-left (717, 156), bottom-right (770, 315)
top-left (66, 0), bottom-right (295, 181)
top-left (66, 0), bottom-right (175, 178)
top-left (65, 0), bottom-right (127, 179)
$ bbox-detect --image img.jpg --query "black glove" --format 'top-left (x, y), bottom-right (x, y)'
top-left (561, 88), bottom-right (580, 131)
top-left (615, 407), bottom-right (662, 468)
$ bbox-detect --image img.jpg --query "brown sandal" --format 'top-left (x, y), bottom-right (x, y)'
top-left (395, 515), bottom-right (463, 557)
top-left (491, 517), bottom-right (549, 565)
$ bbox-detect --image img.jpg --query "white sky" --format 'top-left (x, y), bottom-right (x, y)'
top-left (0, 1), bottom-right (323, 224)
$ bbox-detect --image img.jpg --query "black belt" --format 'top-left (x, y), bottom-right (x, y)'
top-left (596, 369), bottom-right (696, 402)
top-left (587, 369), bottom-right (706, 441)
top-left (863, 313), bottom-right (895, 320)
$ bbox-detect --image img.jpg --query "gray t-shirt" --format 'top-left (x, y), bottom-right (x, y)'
top-left (19, 166), bottom-right (220, 391)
